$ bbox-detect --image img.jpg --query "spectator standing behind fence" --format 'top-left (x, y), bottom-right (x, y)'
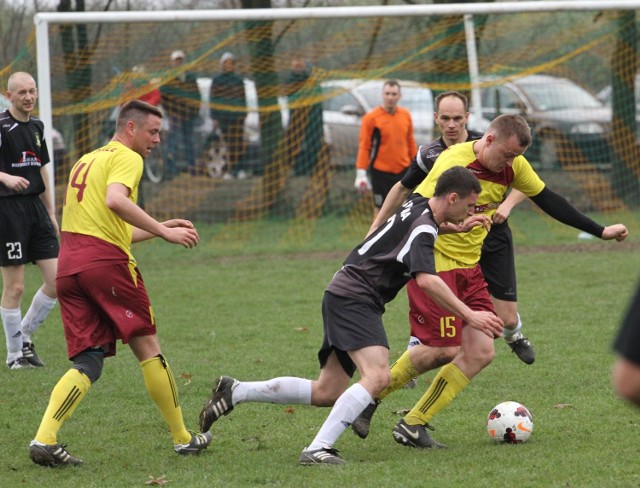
top-left (354, 79), bottom-right (417, 217)
top-left (160, 50), bottom-right (200, 179)
top-left (210, 52), bottom-right (247, 180)
top-left (0, 72), bottom-right (59, 370)
top-left (283, 54), bottom-right (324, 176)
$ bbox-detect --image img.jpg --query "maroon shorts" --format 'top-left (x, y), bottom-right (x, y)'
top-left (57, 262), bottom-right (156, 359)
top-left (407, 265), bottom-right (494, 347)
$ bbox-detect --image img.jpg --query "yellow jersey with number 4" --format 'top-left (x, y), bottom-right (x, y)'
top-left (62, 141), bottom-right (143, 261)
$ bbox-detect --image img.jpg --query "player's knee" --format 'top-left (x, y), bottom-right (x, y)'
top-left (434, 347), bottom-right (459, 367)
top-left (72, 347), bottom-right (105, 384)
top-left (4, 282), bottom-right (25, 303)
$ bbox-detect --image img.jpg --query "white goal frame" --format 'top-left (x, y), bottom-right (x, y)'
top-left (33, 0), bottom-right (640, 194)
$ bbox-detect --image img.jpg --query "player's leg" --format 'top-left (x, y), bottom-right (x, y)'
top-left (20, 200), bottom-right (60, 366)
top-left (480, 222), bottom-right (535, 364)
top-left (352, 277), bottom-right (462, 439)
top-left (21, 258), bottom-right (58, 366)
top-left (29, 273), bottom-right (106, 467)
top-left (29, 349), bottom-right (101, 467)
top-left (129, 334), bottom-right (210, 453)
top-left (300, 348), bottom-right (380, 465)
top-left (395, 267), bottom-right (496, 448)
top-left (1, 264), bottom-right (28, 368)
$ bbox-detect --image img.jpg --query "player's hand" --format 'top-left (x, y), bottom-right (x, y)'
top-left (162, 218), bottom-right (196, 230)
top-left (2, 174), bottom-right (30, 192)
top-left (491, 204), bottom-right (511, 224)
top-left (466, 310), bottom-right (504, 339)
top-left (601, 224), bottom-right (628, 242)
top-left (163, 226), bottom-right (200, 248)
top-left (354, 169), bottom-right (372, 194)
top-left (441, 214), bottom-right (491, 234)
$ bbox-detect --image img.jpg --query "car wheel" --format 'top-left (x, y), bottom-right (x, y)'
top-left (145, 150), bottom-right (165, 183)
top-left (538, 130), bottom-right (563, 170)
top-left (201, 134), bottom-right (227, 178)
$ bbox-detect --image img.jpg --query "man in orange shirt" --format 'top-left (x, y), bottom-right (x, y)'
top-left (354, 80), bottom-right (416, 216)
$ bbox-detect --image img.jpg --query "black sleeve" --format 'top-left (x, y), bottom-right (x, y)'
top-left (529, 187), bottom-right (604, 238)
top-left (400, 157), bottom-right (427, 189)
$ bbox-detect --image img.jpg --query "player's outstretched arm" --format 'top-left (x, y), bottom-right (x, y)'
top-left (106, 183), bottom-right (199, 248)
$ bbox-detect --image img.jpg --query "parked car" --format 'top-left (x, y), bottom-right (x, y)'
top-left (471, 74), bottom-right (611, 169)
top-left (321, 79), bottom-right (435, 167)
top-left (0, 94), bottom-right (67, 175)
top-left (597, 73), bottom-right (640, 138)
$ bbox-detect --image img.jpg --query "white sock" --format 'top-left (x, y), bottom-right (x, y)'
top-left (306, 382), bottom-right (372, 451)
top-left (233, 377), bottom-right (313, 405)
top-left (2, 307), bottom-right (23, 363)
top-left (503, 313), bottom-right (523, 342)
top-left (21, 289), bottom-right (57, 342)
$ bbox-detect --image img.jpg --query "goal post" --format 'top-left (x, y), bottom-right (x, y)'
top-left (25, 0), bottom-right (640, 249)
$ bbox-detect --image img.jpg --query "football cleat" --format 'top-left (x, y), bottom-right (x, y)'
top-left (7, 357), bottom-right (35, 370)
top-left (392, 419), bottom-right (446, 449)
top-left (199, 376), bottom-right (238, 432)
top-left (351, 399), bottom-right (380, 439)
top-left (506, 335), bottom-right (536, 365)
top-left (174, 431), bottom-right (213, 455)
top-left (29, 441), bottom-right (83, 467)
top-left (22, 342), bottom-right (45, 367)
top-left (299, 447), bottom-right (346, 465)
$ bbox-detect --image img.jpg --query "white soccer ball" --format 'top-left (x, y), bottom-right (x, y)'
top-left (486, 401), bottom-right (533, 444)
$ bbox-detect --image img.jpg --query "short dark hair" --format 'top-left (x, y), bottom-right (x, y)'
top-left (116, 100), bottom-right (162, 132)
top-left (384, 79), bottom-right (401, 90)
top-left (433, 166), bottom-right (482, 198)
top-left (435, 91), bottom-right (468, 112)
top-left (488, 114), bottom-right (532, 148)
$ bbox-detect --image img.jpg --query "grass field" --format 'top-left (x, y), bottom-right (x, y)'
top-left (2, 210), bottom-right (640, 487)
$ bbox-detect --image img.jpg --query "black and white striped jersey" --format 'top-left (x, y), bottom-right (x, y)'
top-left (327, 196), bottom-right (438, 308)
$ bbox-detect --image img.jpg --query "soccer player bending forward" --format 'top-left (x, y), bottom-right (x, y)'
top-left (200, 165), bottom-right (503, 465)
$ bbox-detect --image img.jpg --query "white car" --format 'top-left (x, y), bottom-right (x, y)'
top-left (321, 79), bottom-right (435, 167)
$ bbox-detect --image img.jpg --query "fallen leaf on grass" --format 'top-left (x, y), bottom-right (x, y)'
top-left (146, 474), bottom-right (170, 485)
top-left (393, 408), bottom-right (411, 415)
top-left (553, 403), bottom-right (575, 409)
top-left (294, 327), bottom-right (309, 333)
top-left (180, 373), bottom-right (192, 386)
top-left (284, 406), bottom-right (296, 414)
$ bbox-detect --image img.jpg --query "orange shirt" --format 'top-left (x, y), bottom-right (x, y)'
top-left (355, 106), bottom-right (416, 174)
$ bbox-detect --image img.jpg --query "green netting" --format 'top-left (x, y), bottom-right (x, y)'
top-left (3, 7), bottom-right (639, 248)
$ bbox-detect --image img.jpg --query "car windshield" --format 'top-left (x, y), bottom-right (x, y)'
top-left (519, 79), bottom-right (603, 111)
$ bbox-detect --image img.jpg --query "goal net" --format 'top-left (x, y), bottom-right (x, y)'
top-left (4, 2), bottom-right (639, 251)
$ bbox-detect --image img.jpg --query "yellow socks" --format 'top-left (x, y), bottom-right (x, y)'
top-left (141, 355), bottom-right (191, 445)
top-left (379, 350), bottom-right (420, 400)
top-left (404, 363), bottom-right (469, 425)
top-left (33, 369), bottom-right (91, 445)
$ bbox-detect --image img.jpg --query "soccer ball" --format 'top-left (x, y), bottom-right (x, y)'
top-left (486, 401), bottom-right (533, 444)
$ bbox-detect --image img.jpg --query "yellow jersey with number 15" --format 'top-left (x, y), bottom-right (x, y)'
top-left (61, 140), bottom-right (143, 262)
top-left (414, 141), bottom-right (545, 272)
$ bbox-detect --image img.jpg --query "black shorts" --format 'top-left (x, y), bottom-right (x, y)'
top-left (318, 291), bottom-right (389, 377)
top-left (0, 195), bottom-right (59, 266)
top-left (479, 221), bottom-right (517, 302)
top-left (370, 167), bottom-right (407, 209)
